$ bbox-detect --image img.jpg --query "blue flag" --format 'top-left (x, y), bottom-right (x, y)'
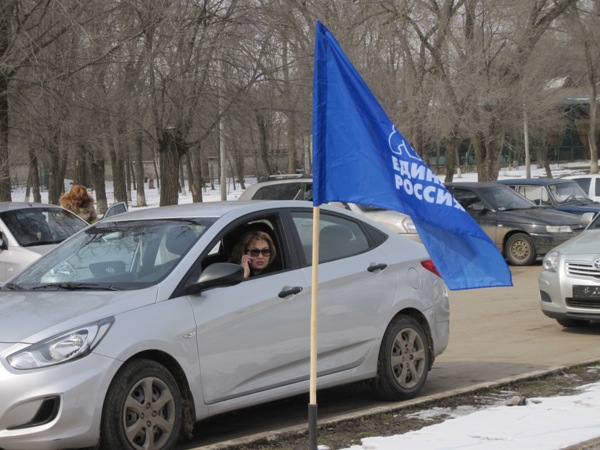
top-left (312, 21), bottom-right (512, 290)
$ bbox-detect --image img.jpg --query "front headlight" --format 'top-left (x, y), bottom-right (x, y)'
top-left (546, 225), bottom-right (573, 233)
top-left (543, 251), bottom-right (560, 272)
top-left (8, 317), bottom-right (114, 370)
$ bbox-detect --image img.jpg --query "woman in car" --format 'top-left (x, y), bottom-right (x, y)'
top-left (230, 230), bottom-right (277, 279)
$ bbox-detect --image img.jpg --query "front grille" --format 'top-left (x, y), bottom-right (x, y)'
top-left (567, 262), bottom-right (600, 278)
top-left (567, 297), bottom-right (600, 309)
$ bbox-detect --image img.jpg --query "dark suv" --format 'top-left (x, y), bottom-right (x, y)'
top-left (445, 182), bottom-right (587, 265)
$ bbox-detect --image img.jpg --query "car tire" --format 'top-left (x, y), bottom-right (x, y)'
top-left (373, 315), bottom-right (430, 401)
top-left (505, 233), bottom-right (537, 266)
top-left (556, 318), bottom-right (589, 327)
top-left (100, 359), bottom-right (182, 450)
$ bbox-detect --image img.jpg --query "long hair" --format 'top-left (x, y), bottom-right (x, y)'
top-left (230, 230), bottom-right (277, 265)
top-left (61, 185), bottom-right (95, 208)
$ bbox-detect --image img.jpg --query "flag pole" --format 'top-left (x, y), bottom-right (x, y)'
top-left (309, 205), bottom-right (320, 450)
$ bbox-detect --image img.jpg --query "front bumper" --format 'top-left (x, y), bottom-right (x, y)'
top-left (0, 349), bottom-right (118, 450)
top-left (539, 267), bottom-right (600, 322)
top-left (531, 233), bottom-right (580, 257)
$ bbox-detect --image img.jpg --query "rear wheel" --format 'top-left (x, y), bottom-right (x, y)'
top-left (100, 359), bottom-right (182, 450)
top-left (505, 233), bottom-right (536, 266)
top-left (374, 315), bottom-right (430, 401)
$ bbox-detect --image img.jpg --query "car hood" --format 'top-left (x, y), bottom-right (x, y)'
top-left (0, 287), bottom-right (159, 344)
top-left (23, 243), bottom-right (58, 255)
top-left (496, 208), bottom-right (583, 226)
top-left (552, 229), bottom-right (600, 254)
top-left (556, 203), bottom-right (600, 214)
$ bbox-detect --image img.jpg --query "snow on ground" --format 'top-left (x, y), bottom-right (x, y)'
top-left (338, 379), bottom-right (600, 450)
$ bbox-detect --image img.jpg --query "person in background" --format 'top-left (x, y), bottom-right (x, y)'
top-left (59, 184), bottom-right (98, 223)
top-left (230, 230), bottom-right (277, 279)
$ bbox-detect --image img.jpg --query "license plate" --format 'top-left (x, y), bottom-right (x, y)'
top-left (573, 285), bottom-right (600, 298)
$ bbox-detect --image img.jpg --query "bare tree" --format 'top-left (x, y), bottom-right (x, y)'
top-left (564, 1), bottom-right (600, 173)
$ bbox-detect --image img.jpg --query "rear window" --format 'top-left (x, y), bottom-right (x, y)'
top-left (253, 183), bottom-right (309, 200)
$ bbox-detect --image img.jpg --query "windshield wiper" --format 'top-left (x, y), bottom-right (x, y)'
top-left (30, 283), bottom-right (121, 291)
top-left (26, 240), bottom-right (61, 246)
top-left (2, 282), bottom-right (25, 291)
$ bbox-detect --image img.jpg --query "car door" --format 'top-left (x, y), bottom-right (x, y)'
top-left (287, 209), bottom-right (398, 379)
top-left (449, 187), bottom-right (500, 247)
top-left (189, 212), bottom-right (311, 404)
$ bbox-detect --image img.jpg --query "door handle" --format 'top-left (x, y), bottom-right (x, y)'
top-left (368, 263), bottom-right (387, 273)
top-left (278, 286), bottom-right (303, 298)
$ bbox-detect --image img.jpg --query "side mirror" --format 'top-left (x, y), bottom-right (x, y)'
top-left (0, 231), bottom-right (7, 250)
top-left (581, 212), bottom-right (596, 227)
top-left (184, 262), bottom-right (244, 295)
top-left (470, 203), bottom-right (486, 211)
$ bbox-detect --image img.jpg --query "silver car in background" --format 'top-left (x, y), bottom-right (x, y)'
top-left (0, 202), bottom-right (88, 281)
top-left (539, 212), bottom-right (600, 327)
top-left (238, 176), bottom-right (421, 241)
top-left (0, 200), bottom-right (449, 450)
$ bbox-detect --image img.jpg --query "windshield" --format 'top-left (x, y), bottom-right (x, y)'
top-left (7, 218), bottom-right (214, 291)
top-left (548, 182), bottom-right (591, 205)
top-left (1, 208), bottom-right (87, 246)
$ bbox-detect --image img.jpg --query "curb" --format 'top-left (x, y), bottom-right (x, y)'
top-left (191, 358), bottom-right (600, 449)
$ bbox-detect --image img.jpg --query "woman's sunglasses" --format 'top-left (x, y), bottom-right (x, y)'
top-left (246, 248), bottom-right (271, 257)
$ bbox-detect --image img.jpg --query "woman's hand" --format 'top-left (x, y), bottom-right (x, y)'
top-left (241, 254), bottom-right (253, 279)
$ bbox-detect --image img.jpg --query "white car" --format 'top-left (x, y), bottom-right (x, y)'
top-left (238, 177), bottom-right (420, 241)
top-left (565, 174), bottom-right (600, 202)
top-left (0, 200), bottom-right (449, 450)
top-left (0, 202), bottom-right (88, 281)
top-left (539, 212), bottom-right (600, 327)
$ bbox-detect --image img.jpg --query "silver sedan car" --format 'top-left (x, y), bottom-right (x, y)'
top-left (539, 212), bottom-right (600, 327)
top-left (0, 201), bottom-right (449, 450)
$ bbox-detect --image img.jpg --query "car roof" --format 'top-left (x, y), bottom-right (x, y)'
top-left (93, 200), bottom-right (321, 222)
top-left (0, 202), bottom-right (66, 213)
top-left (445, 182), bottom-right (503, 188)
top-left (565, 174), bottom-right (600, 178)
top-left (497, 178), bottom-right (576, 186)
top-left (252, 177), bottom-right (312, 186)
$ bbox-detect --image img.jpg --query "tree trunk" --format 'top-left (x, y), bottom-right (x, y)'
top-left (126, 159), bottom-right (133, 202)
top-left (0, 73), bottom-right (10, 201)
top-left (28, 146), bottom-right (41, 203)
top-left (286, 114), bottom-right (297, 174)
top-left (134, 132), bottom-right (147, 207)
top-left (110, 136), bottom-right (127, 203)
top-left (91, 158), bottom-right (107, 214)
top-left (256, 112), bottom-right (271, 176)
top-left (46, 134), bottom-right (64, 205)
top-left (589, 82), bottom-right (598, 173)
top-left (444, 136), bottom-right (460, 183)
top-left (191, 145), bottom-right (203, 203)
top-left (158, 128), bottom-right (186, 206)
